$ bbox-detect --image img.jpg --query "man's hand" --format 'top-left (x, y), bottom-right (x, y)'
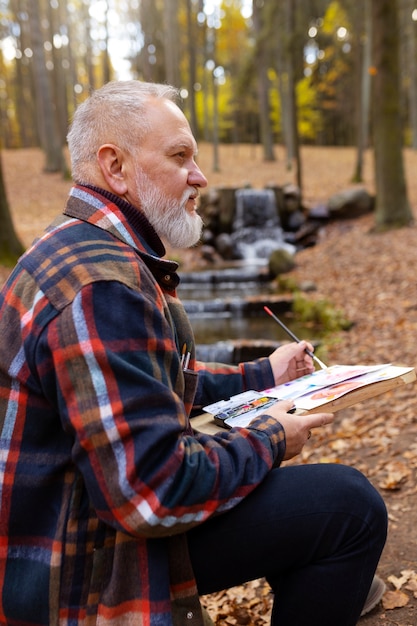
top-left (255, 399), bottom-right (334, 460)
top-left (268, 341), bottom-right (316, 386)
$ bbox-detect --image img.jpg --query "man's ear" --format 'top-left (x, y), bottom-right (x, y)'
top-left (96, 144), bottom-right (129, 196)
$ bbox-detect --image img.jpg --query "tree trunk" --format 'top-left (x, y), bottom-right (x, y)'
top-left (62, 0), bottom-right (79, 115)
top-left (284, 0), bottom-right (302, 192)
top-left (406, 0), bottom-right (417, 148)
top-left (252, 0), bottom-right (275, 162)
top-left (82, 1), bottom-right (96, 90)
top-left (352, 0), bottom-right (372, 182)
top-left (163, 0), bottom-right (180, 86)
top-left (185, 0), bottom-right (198, 138)
top-left (9, 0), bottom-right (39, 148)
top-left (27, 0), bottom-right (67, 174)
top-left (102, 1), bottom-right (112, 85)
top-left (48, 0), bottom-right (69, 145)
top-left (371, 0), bottom-right (412, 228)
top-left (272, 6), bottom-right (295, 170)
top-left (0, 154), bottom-right (24, 263)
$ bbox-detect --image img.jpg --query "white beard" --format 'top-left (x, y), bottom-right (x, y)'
top-left (134, 169), bottom-right (203, 248)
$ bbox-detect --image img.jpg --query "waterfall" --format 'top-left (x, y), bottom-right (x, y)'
top-left (230, 189), bottom-right (295, 261)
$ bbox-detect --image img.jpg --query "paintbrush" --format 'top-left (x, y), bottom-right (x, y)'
top-left (263, 305), bottom-right (328, 370)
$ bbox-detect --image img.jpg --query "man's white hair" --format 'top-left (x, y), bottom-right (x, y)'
top-left (67, 80), bottom-right (180, 183)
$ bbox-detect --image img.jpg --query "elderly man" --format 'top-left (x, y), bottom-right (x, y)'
top-left (0, 80), bottom-right (387, 625)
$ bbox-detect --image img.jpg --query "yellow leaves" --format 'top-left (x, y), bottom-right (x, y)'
top-left (201, 580), bottom-right (273, 625)
top-left (321, 1), bottom-right (351, 36)
top-left (387, 570), bottom-right (417, 591)
top-left (382, 589), bottom-right (410, 610)
top-left (329, 437), bottom-right (350, 453)
top-left (381, 570), bottom-right (417, 610)
top-left (202, 570), bottom-right (417, 622)
top-left (378, 460), bottom-right (411, 490)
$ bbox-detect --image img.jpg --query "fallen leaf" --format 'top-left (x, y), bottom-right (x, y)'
top-left (405, 579), bottom-right (417, 595)
top-left (378, 461), bottom-right (411, 490)
top-left (329, 438), bottom-right (350, 452)
top-left (382, 589), bottom-right (410, 610)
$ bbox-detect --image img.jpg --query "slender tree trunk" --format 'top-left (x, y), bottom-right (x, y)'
top-left (27, 0), bottom-right (67, 174)
top-left (252, 0), bottom-right (275, 161)
top-left (0, 154), bottom-right (24, 263)
top-left (10, 0), bottom-right (39, 148)
top-left (352, 0), bottom-right (372, 182)
top-left (209, 24), bottom-right (220, 172)
top-left (62, 0), bottom-right (78, 115)
top-left (80, 1), bottom-right (95, 90)
top-left (186, 0), bottom-right (198, 138)
top-left (272, 1), bottom-right (295, 170)
top-left (212, 72), bottom-right (220, 172)
top-left (406, 0), bottom-right (417, 148)
top-left (285, 0), bottom-right (302, 192)
top-left (102, 2), bottom-right (112, 85)
top-left (163, 0), bottom-right (180, 86)
top-left (48, 0), bottom-right (69, 145)
top-left (371, 0), bottom-right (412, 228)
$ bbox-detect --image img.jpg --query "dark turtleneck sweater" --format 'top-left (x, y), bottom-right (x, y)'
top-left (83, 184), bottom-right (166, 259)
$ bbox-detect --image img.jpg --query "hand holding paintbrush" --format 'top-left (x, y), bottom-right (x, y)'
top-left (264, 306), bottom-right (328, 371)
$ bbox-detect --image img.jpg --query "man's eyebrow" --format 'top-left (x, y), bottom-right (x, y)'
top-left (168, 141), bottom-right (198, 155)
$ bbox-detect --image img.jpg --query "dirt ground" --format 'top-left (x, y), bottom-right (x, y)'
top-left (2, 144), bottom-right (417, 624)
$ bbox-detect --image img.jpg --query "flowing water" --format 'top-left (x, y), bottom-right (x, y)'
top-left (178, 266), bottom-right (315, 363)
top-left (177, 189), bottom-right (309, 362)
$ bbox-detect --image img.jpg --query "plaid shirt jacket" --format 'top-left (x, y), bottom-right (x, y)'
top-left (0, 185), bottom-right (286, 625)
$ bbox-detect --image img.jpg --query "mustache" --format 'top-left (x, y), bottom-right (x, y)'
top-left (186, 186), bottom-right (199, 200)
top-left (181, 187), bottom-right (200, 207)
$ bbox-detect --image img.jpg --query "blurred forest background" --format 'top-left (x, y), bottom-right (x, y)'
top-left (0, 0), bottom-right (416, 260)
top-left (3, 4), bottom-right (417, 623)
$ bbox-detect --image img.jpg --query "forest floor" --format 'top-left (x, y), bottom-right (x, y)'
top-left (3, 144), bottom-right (417, 624)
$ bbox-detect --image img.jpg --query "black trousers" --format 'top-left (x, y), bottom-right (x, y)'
top-left (188, 463), bottom-right (387, 625)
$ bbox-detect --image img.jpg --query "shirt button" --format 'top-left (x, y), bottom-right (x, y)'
top-left (186, 611), bottom-right (193, 619)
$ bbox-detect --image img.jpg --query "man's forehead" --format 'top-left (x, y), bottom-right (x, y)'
top-left (146, 97), bottom-right (186, 126)
top-left (144, 100), bottom-right (197, 153)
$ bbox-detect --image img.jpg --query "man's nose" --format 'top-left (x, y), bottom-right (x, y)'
top-left (189, 163), bottom-right (208, 188)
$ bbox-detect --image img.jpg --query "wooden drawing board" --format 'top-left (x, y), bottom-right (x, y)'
top-left (191, 367), bottom-right (416, 436)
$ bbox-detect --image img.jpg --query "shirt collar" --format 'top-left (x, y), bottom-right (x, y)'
top-left (81, 184), bottom-right (166, 258)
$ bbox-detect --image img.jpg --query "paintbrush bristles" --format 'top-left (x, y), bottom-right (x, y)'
top-left (263, 306), bottom-right (328, 370)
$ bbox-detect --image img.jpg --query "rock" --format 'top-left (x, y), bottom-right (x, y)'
top-left (286, 209), bottom-right (306, 231)
top-left (308, 203), bottom-right (329, 219)
top-left (199, 245), bottom-right (222, 264)
top-left (299, 280), bottom-right (317, 292)
top-left (268, 247), bottom-right (296, 276)
top-left (282, 183), bottom-right (302, 211)
top-left (327, 187), bottom-right (374, 219)
top-left (214, 232), bottom-right (234, 259)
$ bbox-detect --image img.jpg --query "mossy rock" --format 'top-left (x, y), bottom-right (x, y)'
top-left (268, 248), bottom-right (296, 276)
top-left (293, 292), bottom-right (352, 332)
